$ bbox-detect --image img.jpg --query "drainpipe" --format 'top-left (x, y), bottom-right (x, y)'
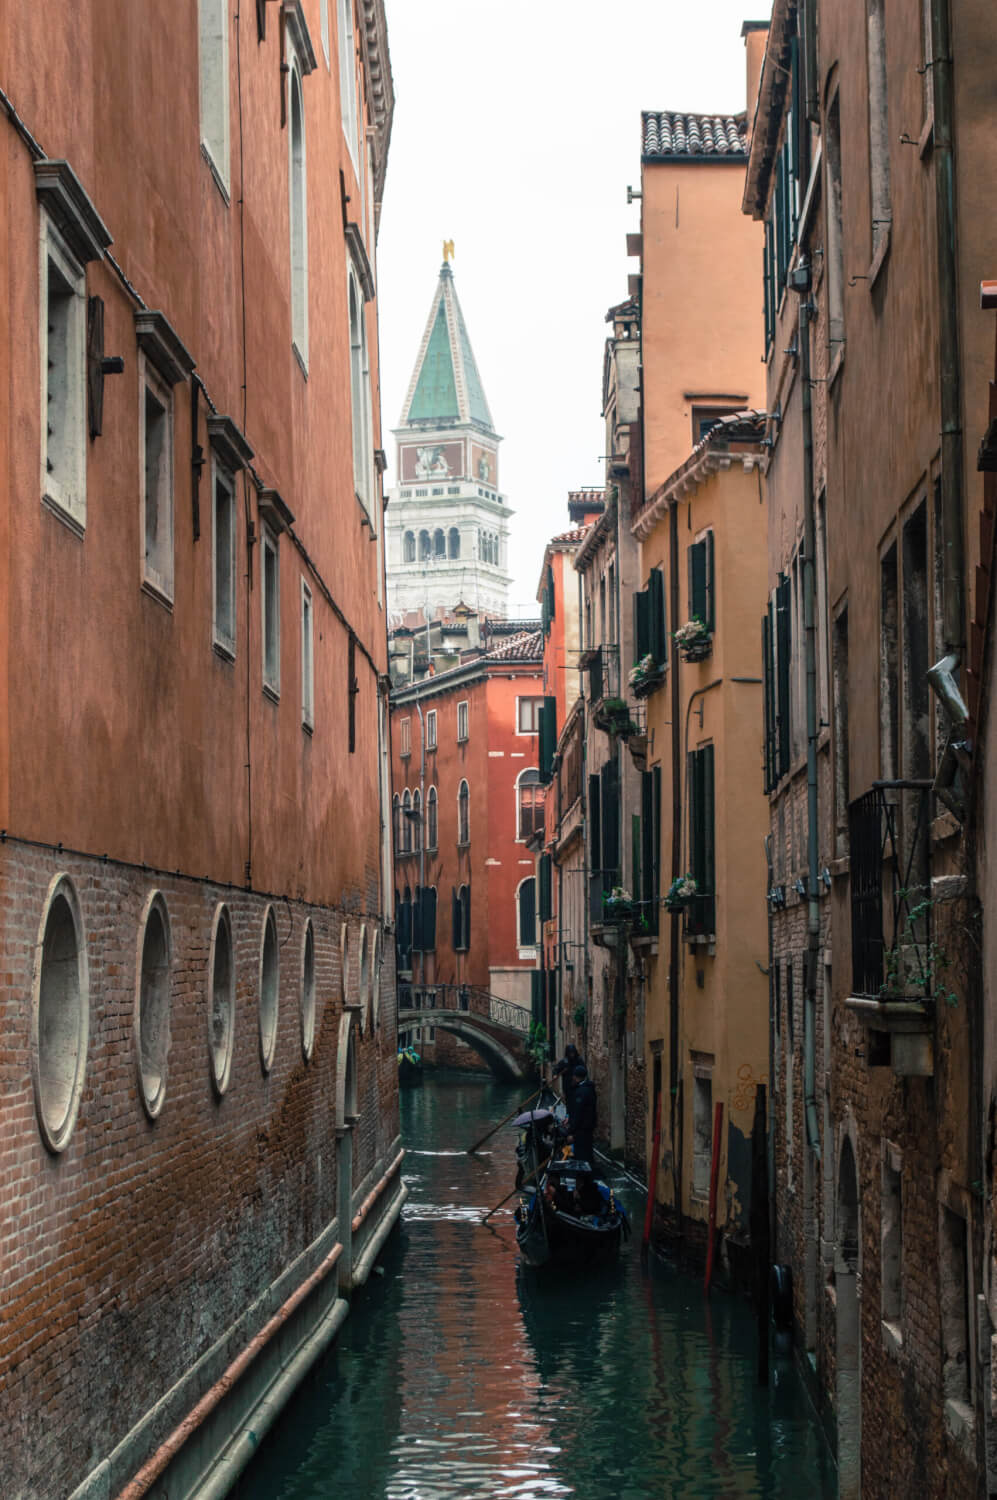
top-left (669, 497), bottom-right (683, 1210)
top-left (929, 0), bottom-right (964, 662)
top-left (792, 265), bottom-right (821, 1159)
top-left (764, 833), bottom-right (777, 1259)
top-left (414, 700), bottom-right (426, 993)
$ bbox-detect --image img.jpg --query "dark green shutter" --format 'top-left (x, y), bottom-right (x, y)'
top-left (641, 771), bottom-right (654, 923)
top-left (539, 696), bottom-right (557, 784)
top-left (763, 227), bottom-right (773, 355)
top-left (519, 879), bottom-right (537, 947)
top-left (530, 969), bottom-right (544, 1022)
top-left (762, 611), bottom-right (774, 791)
top-left (412, 886), bottom-right (423, 952)
top-left (462, 886), bottom-right (471, 950)
top-left (689, 747), bottom-right (716, 934)
top-left (601, 756), bottom-right (620, 888)
top-left (690, 540), bottom-right (707, 626)
top-left (588, 772), bottom-right (603, 924)
top-left (653, 765), bottom-right (662, 932)
top-left (702, 745), bottom-right (715, 933)
top-left (776, 574), bottom-right (791, 778)
top-left (424, 887), bottom-right (437, 952)
top-left (649, 566), bottom-right (667, 662)
top-left (451, 887), bottom-right (460, 950)
top-left (539, 853), bottom-right (552, 922)
top-left (634, 587), bottom-right (651, 663)
top-left (588, 653), bottom-right (604, 704)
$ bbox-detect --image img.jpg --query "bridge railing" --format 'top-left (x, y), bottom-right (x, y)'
top-left (398, 981), bottom-right (532, 1036)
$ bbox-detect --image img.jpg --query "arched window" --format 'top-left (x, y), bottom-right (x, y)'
top-left (434, 528), bottom-right (446, 558)
top-left (448, 527), bottom-right (460, 559)
top-left (412, 788), bottom-right (422, 852)
top-left (259, 905), bottom-right (279, 1073)
top-left (32, 874), bottom-right (89, 1152)
top-left (419, 529), bottom-right (431, 561)
top-left (402, 789), bottom-right (412, 854)
top-left (348, 269), bottom-right (372, 516)
top-left (403, 530), bottom-right (415, 563)
top-left (453, 884), bottom-right (471, 951)
top-left (288, 62), bottom-right (308, 363)
top-left (457, 779), bottom-right (470, 846)
top-left (518, 877), bottom-right (537, 948)
top-left (427, 786), bottom-right (438, 850)
top-left (208, 903), bottom-right (235, 1097)
top-left (392, 793), bottom-right (401, 854)
top-left (136, 891), bottom-right (172, 1119)
top-left (517, 767), bottom-right (545, 841)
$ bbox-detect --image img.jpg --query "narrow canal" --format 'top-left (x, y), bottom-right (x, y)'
top-left (237, 1072), bottom-right (834, 1499)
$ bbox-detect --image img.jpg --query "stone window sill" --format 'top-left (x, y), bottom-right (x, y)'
top-left (882, 1319), bottom-right (903, 1359)
top-left (944, 1397), bottom-right (975, 1462)
top-left (868, 226), bottom-right (891, 291)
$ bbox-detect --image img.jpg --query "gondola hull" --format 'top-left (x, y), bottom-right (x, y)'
top-left (516, 1200), bottom-right (624, 1268)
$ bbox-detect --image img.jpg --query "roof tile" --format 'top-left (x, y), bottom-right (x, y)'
top-left (642, 111), bottom-right (747, 160)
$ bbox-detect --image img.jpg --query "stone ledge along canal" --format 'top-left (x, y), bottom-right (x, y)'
top-left (235, 1072), bottom-right (834, 1499)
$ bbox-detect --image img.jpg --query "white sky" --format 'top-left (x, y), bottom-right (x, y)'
top-left (376, 0), bottom-right (767, 616)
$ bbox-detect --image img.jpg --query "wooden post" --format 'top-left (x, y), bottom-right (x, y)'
top-left (703, 1101), bottom-right (724, 1295)
top-left (642, 1090), bottom-right (663, 1264)
top-left (751, 1084), bottom-right (770, 1385)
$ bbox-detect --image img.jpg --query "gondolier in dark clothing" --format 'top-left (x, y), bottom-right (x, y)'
top-left (567, 1064), bottom-right (596, 1165)
top-left (553, 1043), bottom-right (584, 1114)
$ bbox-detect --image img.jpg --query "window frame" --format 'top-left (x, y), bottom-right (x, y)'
top-left (516, 767), bottom-right (544, 843)
top-left (301, 579), bottom-right (314, 731)
top-left (139, 354), bottom-right (175, 605)
top-left (288, 51), bottom-right (309, 370)
top-left (457, 779), bottom-right (470, 846)
top-left (426, 785), bottom-right (438, 851)
top-left (261, 525), bottom-right (281, 699)
top-left (457, 700), bottom-right (469, 743)
top-left (517, 876), bottom-right (538, 951)
top-left (212, 457), bottom-right (238, 660)
top-left (517, 696), bottom-right (544, 735)
top-left (347, 264), bottom-right (374, 520)
top-left (39, 215), bottom-right (87, 534)
top-left (338, 0), bottom-right (359, 170)
top-left (400, 716), bottom-right (412, 758)
top-left (198, 0), bottom-right (231, 198)
top-left (426, 709), bottom-right (437, 751)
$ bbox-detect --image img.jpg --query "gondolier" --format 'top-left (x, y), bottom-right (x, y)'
top-left (567, 1064), bottom-right (596, 1165)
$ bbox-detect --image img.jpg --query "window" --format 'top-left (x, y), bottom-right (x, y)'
top-left (338, 0), bottom-right (359, 166)
top-left (880, 541), bottom-right (899, 779)
top-left (448, 527), bottom-right (460, 559)
top-left (31, 875), bottom-right (88, 1153)
top-left (289, 60), bottom-right (308, 367)
top-left (902, 503), bottom-right (931, 780)
top-left (692, 406), bottom-right (739, 444)
top-left (392, 793), bottom-right (401, 854)
top-left (688, 744), bottom-right (716, 935)
top-left (881, 1146), bottom-right (902, 1339)
top-left (940, 1204), bottom-right (972, 1409)
top-left (457, 700), bottom-right (469, 742)
top-left (301, 581), bottom-right (314, 729)
top-left (419, 529), bottom-right (431, 560)
top-left (136, 892), bottom-right (172, 1119)
top-left (832, 607), bottom-right (850, 855)
top-left (413, 886), bottom-right (437, 953)
top-left (867, 0), bottom-right (892, 261)
top-left (688, 532), bottom-right (715, 632)
top-left (457, 779), bottom-right (470, 845)
top-left (401, 789), bottom-right (412, 854)
top-left (518, 878), bottom-right (537, 949)
top-left (453, 884), bottom-right (471, 951)
top-left (262, 528), bottom-right (280, 697)
top-left (640, 767), bottom-right (662, 934)
top-left (634, 566), bottom-right (667, 668)
top-left (141, 359), bottom-right (174, 601)
top-left (198, 0), bottom-right (230, 193)
top-left (412, 789), bottom-right (422, 852)
top-left (427, 786), bottom-right (438, 850)
top-left (396, 888), bottom-right (412, 972)
top-left (259, 907), bottom-right (279, 1072)
top-left (208, 904), bottom-right (235, 1096)
top-left (825, 90), bottom-right (845, 356)
top-left (400, 717), bottom-right (411, 757)
top-left (40, 218), bottom-right (86, 531)
top-left (348, 270), bottom-right (373, 517)
top-left (301, 920), bottom-right (316, 1060)
top-left (213, 461), bottom-right (237, 658)
top-left (517, 768), bottom-right (545, 841)
top-left (518, 697), bottom-right (543, 734)
top-left (426, 709), bottom-right (437, 750)
top-left (538, 697), bottom-right (557, 784)
top-left (403, 530), bottom-right (415, 562)
top-left (320, 0), bottom-right (330, 66)
top-left (763, 574), bottom-right (792, 789)
top-left (434, 528), bottom-right (445, 558)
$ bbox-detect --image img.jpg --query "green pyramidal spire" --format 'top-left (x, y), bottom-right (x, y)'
top-left (401, 263), bottom-right (494, 431)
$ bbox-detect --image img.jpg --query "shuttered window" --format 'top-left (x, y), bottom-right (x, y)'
top-left (518, 878), bottom-right (537, 947)
top-left (452, 884), bottom-right (471, 951)
top-left (588, 771), bottom-right (602, 924)
top-left (688, 745), bottom-right (716, 935)
top-left (412, 886), bottom-right (437, 953)
top-left (762, 578), bottom-right (792, 788)
top-left (688, 533), bottom-right (715, 631)
top-left (641, 767), bottom-right (661, 933)
top-left (539, 853), bottom-right (553, 923)
top-left (600, 756), bottom-right (621, 892)
top-left (538, 696), bottom-right (557, 784)
top-left (634, 566), bottom-right (668, 666)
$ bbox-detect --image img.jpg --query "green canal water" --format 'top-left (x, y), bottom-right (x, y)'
top-left (236, 1072), bottom-right (834, 1499)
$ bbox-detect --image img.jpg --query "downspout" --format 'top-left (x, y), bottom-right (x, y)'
top-left (579, 564), bottom-right (590, 1020)
top-left (414, 701), bottom-right (426, 992)
top-left (764, 833), bottom-right (777, 1259)
top-left (669, 497), bottom-right (683, 1210)
top-left (793, 267), bottom-right (821, 1159)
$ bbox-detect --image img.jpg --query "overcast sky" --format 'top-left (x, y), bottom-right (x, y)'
top-left (375, 0), bottom-right (766, 616)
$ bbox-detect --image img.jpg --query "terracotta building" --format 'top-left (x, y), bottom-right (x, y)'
top-left (745, 0), bottom-right (997, 1493)
top-left (389, 629), bottom-right (543, 1071)
top-left (0, 2), bottom-right (401, 1495)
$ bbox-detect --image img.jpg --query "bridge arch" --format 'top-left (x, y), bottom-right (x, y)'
top-left (398, 1009), bottom-right (529, 1081)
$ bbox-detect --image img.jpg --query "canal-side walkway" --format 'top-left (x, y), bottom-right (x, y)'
top-left (235, 1072), bottom-right (834, 1499)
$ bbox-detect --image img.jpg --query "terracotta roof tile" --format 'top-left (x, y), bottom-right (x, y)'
top-left (486, 630), bottom-right (544, 662)
top-left (642, 111), bottom-right (747, 160)
top-left (550, 525), bottom-right (589, 545)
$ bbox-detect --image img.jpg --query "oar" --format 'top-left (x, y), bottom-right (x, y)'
top-left (481, 1159), bottom-right (543, 1223)
top-left (465, 1084), bottom-right (544, 1155)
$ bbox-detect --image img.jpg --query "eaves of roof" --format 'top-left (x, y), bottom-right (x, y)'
top-left (574, 495), bottom-right (616, 573)
top-left (631, 412), bottom-right (768, 541)
top-left (390, 638), bottom-right (542, 704)
top-left (742, 0), bottom-right (797, 220)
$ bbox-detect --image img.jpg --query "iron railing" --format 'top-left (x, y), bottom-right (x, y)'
top-left (399, 981), bottom-right (532, 1035)
top-left (848, 781), bottom-right (933, 999)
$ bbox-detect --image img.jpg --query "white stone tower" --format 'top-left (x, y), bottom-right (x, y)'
top-left (386, 255), bottom-right (512, 620)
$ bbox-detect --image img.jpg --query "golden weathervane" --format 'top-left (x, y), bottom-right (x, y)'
top-left (443, 239), bottom-right (455, 263)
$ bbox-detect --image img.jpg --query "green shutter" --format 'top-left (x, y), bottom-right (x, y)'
top-left (530, 969), bottom-right (544, 1022)
top-left (424, 887), bottom-right (437, 952)
top-left (588, 653), bottom-right (604, 704)
top-left (539, 853), bottom-right (552, 922)
top-left (600, 756), bottom-right (620, 888)
top-left (762, 611), bottom-right (774, 791)
top-left (588, 771), bottom-right (603, 924)
top-left (649, 566), bottom-right (667, 662)
top-left (776, 574), bottom-right (792, 778)
top-left (653, 764), bottom-right (662, 931)
top-left (451, 887), bottom-right (460, 950)
top-left (702, 744), bottom-right (715, 933)
top-left (763, 226), bottom-right (773, 355)
top-left (689, 747), bottom-right (716, 934)
top-left (412, 886), bottom-right (424, 951)
top-left (705, 531), bottom-right (715, 631)
top-left (539, 696), bottom-right (557, 783)
top-left (689, 540), bottom-right (708, 626)
top-left (519, 878), bottom-right (537, 947)
top-left (632, 814), bottom-right (642, 904)
top-left (634, 587), bottom-right (651, 663)
top-left (641, 771), bottom-right (654, 915)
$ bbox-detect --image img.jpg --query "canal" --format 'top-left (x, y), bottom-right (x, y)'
top-left (236, 1072), bottom-right (834, 1499)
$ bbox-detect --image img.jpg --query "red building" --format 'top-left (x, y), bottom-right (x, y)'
top-left (0, 3), bottom-right (400, 1495)
top-left (390, 629), bottom-right (544, 1065)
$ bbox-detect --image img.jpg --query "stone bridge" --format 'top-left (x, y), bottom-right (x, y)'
top-left (398, 982), bottom-right (534, 1080)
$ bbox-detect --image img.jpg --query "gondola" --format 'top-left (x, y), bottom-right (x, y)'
top-left (514, 1155), bottom-right (629, 1268)
top-left (397, 1045), bottom-right (423, 1083)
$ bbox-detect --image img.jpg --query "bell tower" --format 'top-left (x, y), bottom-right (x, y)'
top-left (385, 254), bottom-right (512, 620)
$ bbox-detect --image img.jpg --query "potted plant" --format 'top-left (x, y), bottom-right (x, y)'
top-left (628, 653), bottom-right (665, 698)
top-left (665, 873), bottom-right (697, 912)
top-left (594, 696), bottom-right (638, 737)
top-left (602, 885), bottom-right (634, 923)
top-left (673, 618), bottom-right (712, 661)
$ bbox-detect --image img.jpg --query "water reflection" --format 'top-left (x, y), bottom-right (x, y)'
top-left (238, 1072), bottom-right (833, 1499)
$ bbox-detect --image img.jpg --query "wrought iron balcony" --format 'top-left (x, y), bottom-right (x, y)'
top-left (848, 781), bottom-right (933, 1001)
